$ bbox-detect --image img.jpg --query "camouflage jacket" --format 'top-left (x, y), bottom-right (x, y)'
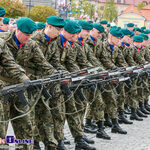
top-left (101, 31), bottom-right (108, 42)
top-left (142, 46), bottom-right (150, 63)
top-left (85, 36), bottom-right (116, 70)
top-left (0, 31), bottom-right (56, 79)
top-left (75, 40), bottom-right (104, 71)
top-left (129, 46), bottom-right (147, 65)
top-left (101, 41), bottom-right (128, 69)
top-left (0, 38), bottom-right (27, 83)
top-left (53, 35), bottom-right (78, 72)
top-left (31, 30), bottom-right (65, 71)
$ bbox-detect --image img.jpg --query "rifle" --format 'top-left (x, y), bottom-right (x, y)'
top-left (0, 67), bottom-right (100, 106)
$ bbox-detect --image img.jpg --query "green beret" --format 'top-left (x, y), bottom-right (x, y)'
top-left (47, 16), bottom-right (65, 28)
top-left (118, 27), bottom-right (121, 30)
top-left (65, 18), bottom-right (71, 23)
top-left (127, 23), bottom-right (134, 27)
top-left (16, 17), bottom-right (37, 34)
top-left (64, 20), bottom-right (81, 34)
top-left (93, 23), bottom-right (104, 33)
top-left (130, 31), bottom-right (135, 37)
top-left (36, 22), bottom-right (46, 29)
top-left (141, 26), bottom-right (146, 31)
top-left (111, 26), bottom-right (117, 29)
top-left (107, 23), bottom-right (110, 27)
top-left (133, 35), bottom-right (144, 42)
top-left (121, 28), bottom-right (131, 35)
top-left (78, 20), bottom-right (93, 30)
top-left (3, 17), bottom-right (10, 24)
top-left (0, 7), bottom-right (6, 17)
top-left (143, 29), bottom-right (150, 34)
top-left (133, 27), bottom-right (141, 32)
top-left (109, 28), bottom-right (123, 38)
top-left (138, 33), bottom-right (149, 40)
top-left (100, 20), bottom-right (108, 25)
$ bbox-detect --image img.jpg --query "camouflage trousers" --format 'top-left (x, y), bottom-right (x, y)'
top-left (116, 83), bottom-right (126, 112)
top-left (64, 94), bottom-right (83, 138)
top-left (3, 95), bottom-right (34, 150)
top-left (34, 98), bottom-right (58, 147)
top-left (124, 79), bottom-right (138, 109)
top-left (102, 83), bottom-right (118, 119)
top-left (75, 88), bottom-right (105, 129)
top-left (137, 76), bottom-right (149, 104)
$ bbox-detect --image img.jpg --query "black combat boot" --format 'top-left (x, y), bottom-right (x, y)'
top-left (45, 145), bottom-right (57, 150)
top-left (57, 140), bottom-right (67, 150)
top-left (139, 102), bottom-right (150, 114)
top-left (96, 121), bottom-right (111, 140)
top-left (75, 136), bottom-right (96, 150)
top-left (124, 104), bottom-right (131, 114)
top-left (136, 108), bottom-right (148, 118)
top-left (33, 141), bottom-right (41, 150)
top-left (118, 111), bottom-right (133, 124)
top-left (63, 137), bottom-right (70, 145)
top-left (111, 119), bottom-right (127, 134)
top-left (144, 101), bottom-right (150, 112)
top-left (104, 114), bottom-right (112, 127)
top-left (130, 108), bottom-right (143, 121)
top-left (84, 119), bottom-right (97, 134)
top-left (82, 135), bottom-right (95, 144)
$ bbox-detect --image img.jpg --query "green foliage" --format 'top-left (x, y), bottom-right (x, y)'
top-left (30, 5), bottom-right (58, 22)
top-left (70, 0), bottom-right (95, 19)
top-left (137, 2), bottom-right (146, 10)
top-left (0, 0), bottom-right (27, 18)
top-left (103, 0), bottom-right (118, 22)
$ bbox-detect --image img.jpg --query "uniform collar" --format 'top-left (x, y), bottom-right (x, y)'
top-left (90, 35), bottom-right (96, 46)
top-left (109, 43), bottom-right (114, 51)
top-left (0, 29), bottom-right (4, 32)
top-left (60, 33), bottom-right (67, 48)
top-left (122, 42), bottom-right (130, 47)
top-left (44, 33), bottom-right (52, 44)
top-left (14, 34), bottom-right (23, 49)
top-left (78, 37), bottom-right (84, 45)
top-left (68, 41), bottom-right (74, 48)
top-left (134, 45), bottom-right (141, 51)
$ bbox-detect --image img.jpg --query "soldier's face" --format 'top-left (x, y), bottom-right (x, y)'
top-left (91, 28), bottom-right (101, 40)
top-left (122, 35), bottom-right (130, 43)
top-left (135, 31), bottom-right (140, 35)
top-left (127, 27), bottom-right (134, 31)
top-left (111, 35), bottom-right (120, 46)
top-left (133, 41), bottom-right (142, 48)
top-left (80, 29), bottom-right (90, 39)
top-left (142, 39), bottom-right (148, 47)
top-left (1, 24), bottom-right (9, 32)
top-left (45, 25), bottom-right (62, 38)
top-left (70, 33), bottom-right (79, 42)
top-left (0, 17), bottom-right (4, 27)
top-left (16, 28), bottom-right (33, 44)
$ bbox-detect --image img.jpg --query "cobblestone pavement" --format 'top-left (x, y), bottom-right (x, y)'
top-left (6, 113), bottom-right (150, 150)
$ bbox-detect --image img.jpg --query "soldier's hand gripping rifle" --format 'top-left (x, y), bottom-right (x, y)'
top-left (0, 67), bottom-right (100, 106)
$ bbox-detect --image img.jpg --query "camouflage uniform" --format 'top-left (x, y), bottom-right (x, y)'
top-left (120, 45), bottom-right (139, 109)
top-left (31, 30), bottom-right (66, 142)
top-left (67, 40), bottom-right (105, 128)
top-left (85, 36), bottom-right (118, 119)
top-left (0, 31), bottom-right (58, 149)
top-left (42, 34), bottom-right (83, 139)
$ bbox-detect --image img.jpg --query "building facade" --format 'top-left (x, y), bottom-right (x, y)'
top-left (22, 0), bottom-right (56, 10)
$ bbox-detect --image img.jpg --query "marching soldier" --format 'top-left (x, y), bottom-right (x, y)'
top-left (0, 17), bottom-right (58, 150)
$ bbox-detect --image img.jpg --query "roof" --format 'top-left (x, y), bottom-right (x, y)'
top-left (120, 5), bottom-right (144, 16)
top-left (141, 4), bottom-right (150, 10)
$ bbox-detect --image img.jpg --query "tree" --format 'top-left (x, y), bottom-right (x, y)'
top-left (70, 0), bottom-right (95, 20)
top-left (30, 5), bottom-right (58, 22)
top-left (0, 0), bottom-right (27, 18)
top-left (137, 2), bottom-right (147, 10)
top-left (103, 0), bottom-right (118, 22)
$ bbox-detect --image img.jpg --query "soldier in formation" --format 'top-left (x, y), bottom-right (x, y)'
top-left (0, 6), bottom-right (150, 150)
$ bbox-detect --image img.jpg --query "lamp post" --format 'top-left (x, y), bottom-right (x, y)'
top-left (28, 0), bottom-right (32, 17)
